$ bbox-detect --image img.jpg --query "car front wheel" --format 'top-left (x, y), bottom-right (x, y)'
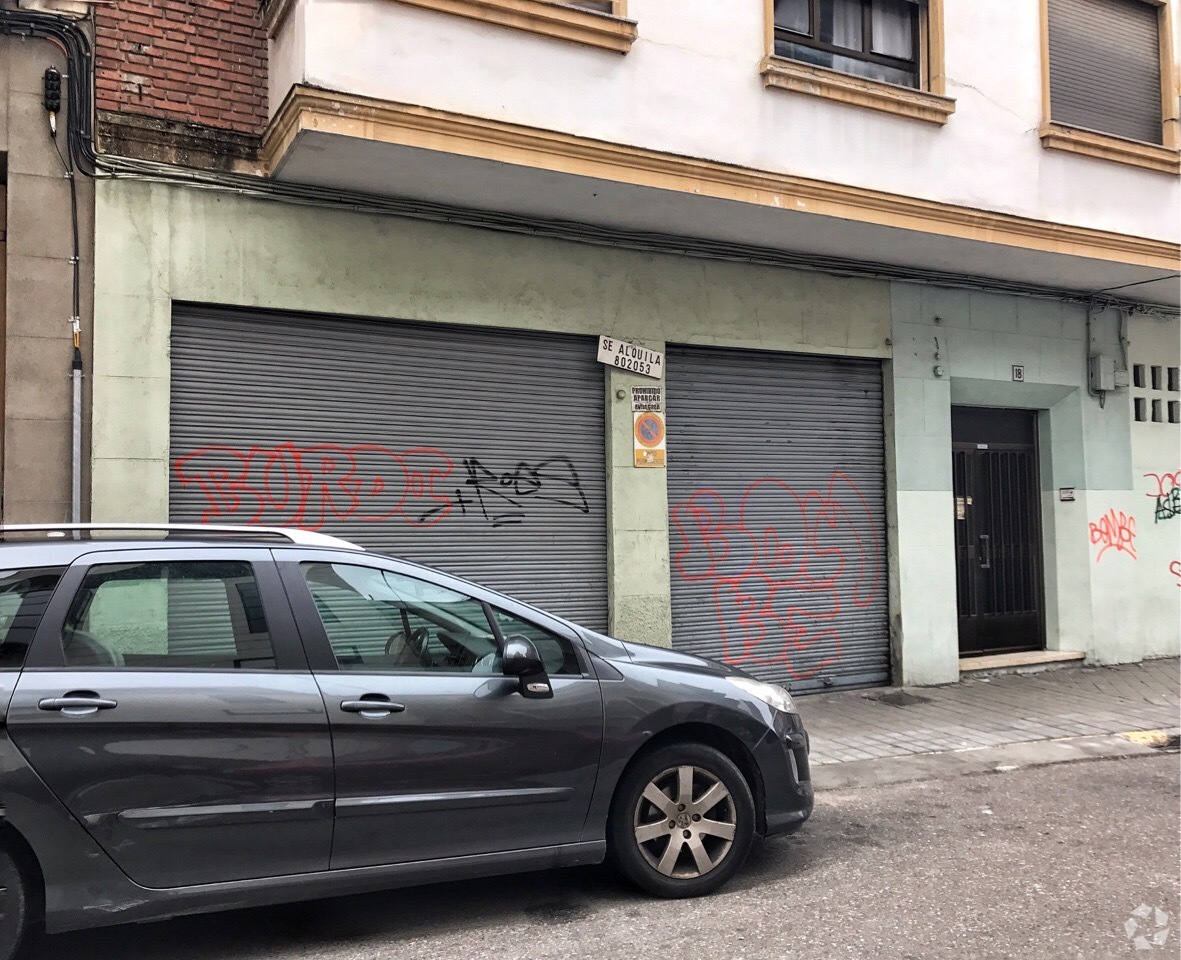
top-left (608, 742), bottom-right (755, 898)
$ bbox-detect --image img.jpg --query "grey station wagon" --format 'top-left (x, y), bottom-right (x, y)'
top-left (0, 524), bottom-right (813, 958)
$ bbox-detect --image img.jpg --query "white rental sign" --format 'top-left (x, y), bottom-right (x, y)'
top-left (597, 337), bottom-right (664, 380)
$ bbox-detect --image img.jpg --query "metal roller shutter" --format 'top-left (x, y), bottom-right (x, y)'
top-left (666, 345), bottom-right (888, 692)
top-left (169, 306), bottom-right (608, 630)
top-left (1048, 0), bottom-right (1162, 145)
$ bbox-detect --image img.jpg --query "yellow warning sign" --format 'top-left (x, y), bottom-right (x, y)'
top-left (634, 411), bottom-right (666, 468)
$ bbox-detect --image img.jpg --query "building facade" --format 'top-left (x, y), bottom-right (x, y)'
top-left (1, 9), bottom-right (95, 525)
top-left (4, 0), bottom-right (1178, 689)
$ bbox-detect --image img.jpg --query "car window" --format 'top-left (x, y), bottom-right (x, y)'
top-left (491, 608), bottom-right (582, 676)
top-left (0, 567), bottom-right (66, 670)
top-left (301, 562), bottom-right (498, 673)
top-left (62, 561), bottom-right (275, 669)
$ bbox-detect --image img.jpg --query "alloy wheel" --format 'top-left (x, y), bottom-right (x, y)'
top-left (632, 764), bottom-right (737, 879)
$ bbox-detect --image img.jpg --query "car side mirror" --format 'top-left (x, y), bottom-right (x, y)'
top-left (501, 635), bottom-right (553, 699)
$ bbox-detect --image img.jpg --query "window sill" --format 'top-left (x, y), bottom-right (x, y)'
top-left (759, 56), bottom-right (955, 125)
top-left (390, 0), bottom-right (637, 52)
top-left (1038, 123), bottom-right (1180, 176)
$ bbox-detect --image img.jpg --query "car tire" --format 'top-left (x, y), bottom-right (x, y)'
top-left (0, 846), bottom-right (30, 960)
top-left (608, 742), bottom-right (755, 899)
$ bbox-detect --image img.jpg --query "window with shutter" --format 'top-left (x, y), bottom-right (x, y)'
top-left (1048, 0), bottom-right (1163, 143)
top-left (1040, 0), bottom-right (1180, 173)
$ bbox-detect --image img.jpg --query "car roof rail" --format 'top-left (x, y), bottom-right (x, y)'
top-left (0, 523), bottom-right (365, 551)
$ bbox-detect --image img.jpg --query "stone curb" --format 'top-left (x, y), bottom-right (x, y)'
top-left (813, 729), bottom-right (1180, 791)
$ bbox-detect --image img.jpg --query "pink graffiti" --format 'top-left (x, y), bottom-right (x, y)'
top-left (1088, 509), bottom-right (1137, 562)
top-left (173, 442), bottom-right (454, 530)
top-left (1144, 470), bottom-right (1181, 523)
top-left (1143, 470), bottom-right (1181, 499)
top-left (670, 474), bottom-right (884, 680)
top-left (1170, 561), bottom-right (1181, 587)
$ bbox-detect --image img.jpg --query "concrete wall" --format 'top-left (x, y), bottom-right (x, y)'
top-left (0, 35), bottom-right (94, 523)
top-left (1124, 313), bottom-right (1181, 658)
top-left (890, 283), bottom-right (1181, 684)
top-left (92, 179), bottom-right (891, 645)
top-left (274, 0), bottom-right (1180, 243)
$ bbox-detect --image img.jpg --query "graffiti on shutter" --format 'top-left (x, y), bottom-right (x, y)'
top-left (670, 472), bottom-right (884, 681)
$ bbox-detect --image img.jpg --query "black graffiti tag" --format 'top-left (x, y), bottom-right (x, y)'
top-left (420, 457), bottom-right (591, 527)
top-left (1145, 471), bottom-right (1181, 524)
top-left (1155, 489), bottom-right (1181, 523)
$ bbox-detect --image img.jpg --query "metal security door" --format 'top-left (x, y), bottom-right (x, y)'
top-left (666, 345), bottom-right (888, 692)
top-left (169, 306), bottom-right (608, 629)
top-left (952, 407), bottom-right (1045, 656)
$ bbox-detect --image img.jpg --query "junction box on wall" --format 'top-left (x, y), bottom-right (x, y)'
top-left (1089, 356), bottom-right (1117, 393)
top-left (1088, 355), bottom-right (1130, 393)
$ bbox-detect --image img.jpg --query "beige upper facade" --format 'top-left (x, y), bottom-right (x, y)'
top-left (263, 0), bottom-right (1181, 303)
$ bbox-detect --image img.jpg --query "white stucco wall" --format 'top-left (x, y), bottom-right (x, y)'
top-left (1123, 314), bottom-right (1181, 659)
top-left (270, 0), bottom-right (1180, 243)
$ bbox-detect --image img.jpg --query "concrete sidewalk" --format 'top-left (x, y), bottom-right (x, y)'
top-left (798, 657), bottom-right (1179, 766)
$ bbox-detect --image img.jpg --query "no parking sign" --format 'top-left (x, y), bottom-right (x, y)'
top-left (634, 411), bottom-right (666, 468)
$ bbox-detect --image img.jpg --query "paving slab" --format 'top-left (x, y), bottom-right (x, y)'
top-left (799, 657), bottom-right (1179, 765)
top-left (812, 732), bottom-right (1166, 790)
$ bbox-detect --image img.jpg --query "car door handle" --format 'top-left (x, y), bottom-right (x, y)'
top-left (39, 695), bottom-right (118, 715)
top-left (340, 699), bottom-right (406, 715)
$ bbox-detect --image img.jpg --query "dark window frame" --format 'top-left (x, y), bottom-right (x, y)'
top-left (61, 559), bottom-right (279, 671)
top-left (0, 567), bottom-right (67, 671)
top-left (773, 0), bottom-right (922, 85)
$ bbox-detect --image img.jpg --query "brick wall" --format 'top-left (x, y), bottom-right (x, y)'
top-left (95, 1), bottom-right (267, 136)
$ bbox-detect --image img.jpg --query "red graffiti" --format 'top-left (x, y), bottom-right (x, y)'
top-left (173, 442), bottom-right (454, 529)
top-left (1144, 470), bottom-right (1181, 523)
top-left (1088, 509), bottom-right (1137, 562)
top-left (1144, 470), bottom-right (1181, 499)
top-left (1170, 561), bottom-right (1181, 587)
top-left (670, 474), bottom-right (884, 680)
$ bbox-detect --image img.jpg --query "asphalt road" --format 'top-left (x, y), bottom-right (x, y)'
top-left (33, 752), bottom-right (1180, 960)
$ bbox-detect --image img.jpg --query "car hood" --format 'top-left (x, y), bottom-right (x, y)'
top-left (615, 639), bottom-right (743, 678)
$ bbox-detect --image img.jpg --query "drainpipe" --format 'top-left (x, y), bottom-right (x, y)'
top-left (66, 166), bottom-right (82, 524)
top-left (71, 344), bottom-right (82, 523)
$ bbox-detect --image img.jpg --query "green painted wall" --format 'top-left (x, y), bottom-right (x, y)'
top-left (91, 180), bottom-right (1174, 669)
top-left (889, 281), bottom-right (1179, 681)
top-left (92, 180), bottom-right (891, 647)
